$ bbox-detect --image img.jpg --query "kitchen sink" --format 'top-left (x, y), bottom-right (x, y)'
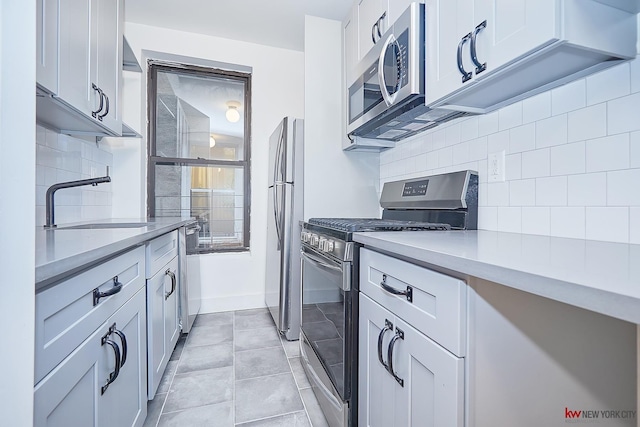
top-left (55, 222), bottom-right (152, 230)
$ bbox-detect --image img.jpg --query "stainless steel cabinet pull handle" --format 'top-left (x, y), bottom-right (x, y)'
top-left (93, 276), bottom-right (123, 306)
top-left (97, 91), bottom-right (110, 121)
top-left (100, 331), bottom-right (121, 395)
top-left (470, 20), bottom-right (487, 74)
top-left (165, 269), bottom-right (176, 300)
top-left (377, 12), bottom-right (386, 39)
top-left (387, 327), bottom-right (404, 387)
top-left (111, 324), bottom-right (127, 368)
top-left (371, 21), bottom-right (378, 44)
top-left (457, 33), bottom-right (473, 83)
top-left (380, 274), bottom-right (413, 302)
top-left (377, 319), bottom-right (393, 369)
top-left (91, 83), bottom-right (104, 118)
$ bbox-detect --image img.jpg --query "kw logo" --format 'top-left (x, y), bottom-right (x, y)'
top-left (565, 408), bottom-right (582, 419)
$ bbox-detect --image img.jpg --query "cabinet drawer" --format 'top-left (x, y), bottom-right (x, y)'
top-left (359, 248), bottom-right (466, 357)
top-left (146, 231), bottom-right (178, 278)
top-left (35, 246), bottom-right (145, 385)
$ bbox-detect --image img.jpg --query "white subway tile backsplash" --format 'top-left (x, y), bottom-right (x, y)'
top-left (487, 182), bottom-right (510, 206)
top-left (469, 137), bottom-right (488, 162)
top-left (510, 179), bottom-right (536, 206)
top-left (536, 115), bottom-right (567, 148)
top-left (505, 154), bottom-right (521, 181)
top-left (438, 147), bottom-right (453, 168)
top-left (380, 56), bottom-right (640, 244)
top-left (551, 79), bottom-right (586, 115)
top-left (497, 207), bottom-right (521, 233)
top-left (478, 111), bottom-right (499, 137)
top-left (567, 103), bottom-right (607, 143)
top-left (460, 116), bottom-right (479, 141)
top-left (586, 63), bottom-right (630, 106)
top-left (586, 207), bottom-right (629, 243)
top-left (586, 133), bottom-right (629, 172)
top-left (568, 173), bottom-right (606, 207)
top-left (35, 125), bottom-right (113, 226)
top-left (508, 123), bottom-right (536, 154)
top-left (488, 130), bottom-right (509, 153)
top-left (550, 207), bottom-right (585, 239)
top-left (499, 102), bottom-right (523, 131)
top-left (608, 92), bottom-right (640, 134)
top-left (630, 131), bottom-right (640, 168)
top-left (607, 169), bottom-right (640, 206)
top-left (452, 142), bottom-right (470, 165)
top-left (550, 141), bottom-right (585, 176)
top-left (536, 176), bottom-right (567, 206)
top-left (426, 152), bottom-right (439, 170)
top-left (445, 125), bottom-right (461, 146)
top-left (522, 207), bottom-right (550, 236)
top-left (630, 207), bottom-right (640, 244)
top-left (478, 206), bottom-right (498, 230)
top-left (521, 149), bottom-right (550, 178)
top-left (522, 91), bottom-right (551, 124)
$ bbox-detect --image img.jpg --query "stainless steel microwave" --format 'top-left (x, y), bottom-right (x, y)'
top-left (346, 3), bottom-right (467, 148)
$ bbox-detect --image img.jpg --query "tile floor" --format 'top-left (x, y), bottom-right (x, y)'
top-left (143, 308), bottom-right (330, 427)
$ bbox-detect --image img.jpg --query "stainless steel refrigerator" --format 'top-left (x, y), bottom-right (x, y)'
top-left (266, 117), bottom-right (304, 341)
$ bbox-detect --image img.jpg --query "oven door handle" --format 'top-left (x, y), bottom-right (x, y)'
top-left (300, 338), bottom-right (344, 412)
top-left (301, 250), bottom-right (343, 275)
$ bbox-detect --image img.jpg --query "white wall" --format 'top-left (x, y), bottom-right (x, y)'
top-left (304, 16), bottom-right (381, 219)
top-left (0, 0), bottom-right (35, 423)
top-left (380, 57), bottom-right (640, 245)
top-left (122, 23), bottom-right (305, 312)
top-left (35, 126), bottom-right (114, 226)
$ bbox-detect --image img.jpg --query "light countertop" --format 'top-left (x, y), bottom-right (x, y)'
top-left (354, 230), bottom-right (640, 324)
top-left (36, 217), bottom-right (195, 290)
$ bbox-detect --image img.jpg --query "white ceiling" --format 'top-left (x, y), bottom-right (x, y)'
top-left (125, 0), bottom-right (352, 52)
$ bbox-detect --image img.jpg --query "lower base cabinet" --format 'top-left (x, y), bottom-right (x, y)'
top-left (146, 254), bottom-right (180, 399)
top-left (359, 293), bottom-right (464, 427)
top-left (34, 287), bottom-right (147, 427)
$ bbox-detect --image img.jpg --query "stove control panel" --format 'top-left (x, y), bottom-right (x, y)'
top-left (301, 229), bottom-right (351, 261)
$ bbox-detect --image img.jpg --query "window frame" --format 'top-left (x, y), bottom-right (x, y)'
top-left (146, 60), bottom-right (252, 253)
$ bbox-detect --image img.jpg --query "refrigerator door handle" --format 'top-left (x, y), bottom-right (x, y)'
top-left (273, 185), bottom-right (282, 251)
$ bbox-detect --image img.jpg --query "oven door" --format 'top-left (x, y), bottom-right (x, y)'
top-left (300, 245), bottom-right (354, 424)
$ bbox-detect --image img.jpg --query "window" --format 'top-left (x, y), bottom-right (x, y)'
top-left (147, 62), bottom-right (251, 252)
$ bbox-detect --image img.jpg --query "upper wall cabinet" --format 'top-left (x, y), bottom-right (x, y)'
top-left (357, 0), bottom-right (388, 59)
top-left (357, 0), bottom-right (420, 60)
top-left (36, 0), bottom-right (124, 137)
top-left (425, 0), bottom-right (638, 113)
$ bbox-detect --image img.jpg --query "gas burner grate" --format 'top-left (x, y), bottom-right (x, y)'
top-left (307, 218), bottom-right (451, 233)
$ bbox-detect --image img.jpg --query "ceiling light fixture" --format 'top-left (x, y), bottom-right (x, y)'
top-left (209, 135), bottom-right (216, 148)
top-left (226, 101), bottom-right (241, 123)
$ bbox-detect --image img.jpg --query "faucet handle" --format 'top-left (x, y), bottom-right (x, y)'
top-left (106, 166), bottom-right (110, 177)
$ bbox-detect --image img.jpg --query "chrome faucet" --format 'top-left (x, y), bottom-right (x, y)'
top-left (44, 166), bottom-right (111, 228)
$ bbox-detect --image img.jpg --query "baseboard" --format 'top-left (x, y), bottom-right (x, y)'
top-left (199, 293), bottom-right (266, 313)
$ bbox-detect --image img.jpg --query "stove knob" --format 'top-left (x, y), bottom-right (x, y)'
top-left (326, 240), bottom-right (335, 253)
top-left (301, 231), bottom-right (309, 243)
top-left (318, 237), bottom-right (326, 251)
top-left (310, 234), bottom-right (319, 247)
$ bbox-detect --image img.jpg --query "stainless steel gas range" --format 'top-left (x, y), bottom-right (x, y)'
top-left (298, 170), bottom-right (478, 427)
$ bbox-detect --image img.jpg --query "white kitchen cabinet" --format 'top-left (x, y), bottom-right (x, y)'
top-left (426, 0), bottom-right (637, 112)
top-left (146, 232), bottom-right (181, 400)
top-left (34, 284), bottom-right (147, 427)
top-left (36, 0), bottom-right (59, 95)
top-left (36, 0), bottom-right (123, 136)
top-left (343, 7), bottom-right (358, 87)
top-left (357, 0), bottom-right (388, 59)
top-left (359, 248), bottom-right (465, 427)
top-left (358, 245), bottom-right (637, 427)
top-left (359, 294), bottom-right (464, 427)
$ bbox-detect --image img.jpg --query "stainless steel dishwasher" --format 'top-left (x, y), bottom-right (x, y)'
top-left (179, 222), bottom-right (201, 333)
